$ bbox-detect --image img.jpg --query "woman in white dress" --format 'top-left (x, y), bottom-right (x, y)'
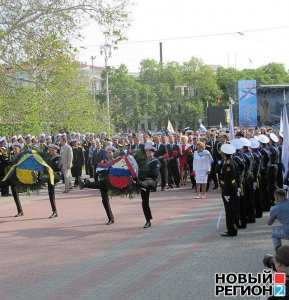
top-left (193, 141), bottom-right (213, 199)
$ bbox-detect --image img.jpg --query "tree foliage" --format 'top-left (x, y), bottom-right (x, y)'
top-left (0, 55), bottom-right (107, 135)
top-left (104, 57), bottom-right (222, 130)
top-left (0, 0), bottom-right (131, 135)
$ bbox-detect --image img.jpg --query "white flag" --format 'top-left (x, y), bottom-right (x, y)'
top-left (229, 106), bottom-right (235, 140)
top-left (282, 105), bottom-right (289, 180)
top-left (199, 123), bottom-right (207, 132)
top-left (280, 111), bottom-right (283, 136)
top-left (167, 120), bottom-right (175, 133)
top-left (219, 122), bottom-right (222, 129)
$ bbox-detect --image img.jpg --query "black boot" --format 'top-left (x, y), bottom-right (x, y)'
top-left (49, 211), bottom-right (58, 218)
top-left (143, 221), bottom-right (151, 229)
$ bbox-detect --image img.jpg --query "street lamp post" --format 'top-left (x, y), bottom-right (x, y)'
top-left (100, 44), bottom-right (112, 137)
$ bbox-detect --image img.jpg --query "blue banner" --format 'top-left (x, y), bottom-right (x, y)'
top-left (238, 80), bottom-right (257, 127)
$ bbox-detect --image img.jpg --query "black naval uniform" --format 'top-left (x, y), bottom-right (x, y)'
top-left (251, 148), bottom-right (263, 218)
top-left (267, 143), bottom-right (280, 208)
top-left (219, 156), bottom-right (238, 236)
top-left (277, 143), bottom-right (283, 188)
top-left (232, 150), bottom-right (245, 228)
top-left (81, 149), bottom-right (114, 224)
top-left (6, 152), bottom-right (23, 216)
top-left (259, 144), bottom-right (271, 211)
top-left (46, 153), bottom-right (61, 216)
top-left (0, 147), bottom-right (10, 196)
top-left (138, 157), bottom-right (160, 226)
top-left (242, 149), bottom-right (255, 224)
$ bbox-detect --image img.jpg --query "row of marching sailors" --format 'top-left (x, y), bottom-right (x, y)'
top-left (219, 133), bottom-right (283, 237)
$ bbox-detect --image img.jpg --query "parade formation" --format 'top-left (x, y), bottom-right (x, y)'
top-left (0, 127), bottom-right (286, 238)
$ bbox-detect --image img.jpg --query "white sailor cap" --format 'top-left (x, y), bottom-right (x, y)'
top-left (269, 133), bottom-right (279, 143)
top-left (221, 144), bottom-right (236, 155)
top-left (239, 137), bottom-right (251, 148)
top-left (249, 138), bottom-right (260, 149)
top-left (256, 134), bottom-right (270, 144)
top-left (230, 139), bottom-right (243, 150)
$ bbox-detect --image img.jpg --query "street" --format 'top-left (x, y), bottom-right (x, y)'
top-left (0, 186), bottom-right (273, 300)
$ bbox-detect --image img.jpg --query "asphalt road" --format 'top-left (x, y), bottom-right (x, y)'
top-left (0, 185), bottom-right (277, 300)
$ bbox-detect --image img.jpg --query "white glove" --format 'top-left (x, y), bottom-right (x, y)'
top-left (224, 196), bottom-right (230, 202)
top-left (253, 182), bottom-right (257, 190)
top-left (237, 188), bottom-right (241, 197)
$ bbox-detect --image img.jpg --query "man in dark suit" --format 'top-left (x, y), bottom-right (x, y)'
top-left (154, 135), bottom-right (169, 191)
top-left (167, 135), bottom-right (180, 188)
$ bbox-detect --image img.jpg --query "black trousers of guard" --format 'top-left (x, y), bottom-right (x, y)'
top-left (11, 185), bottom-right (23, 214)
top-left (267, 166), bottom-right (278, 209)
top-left (260, 171), bottom-right (270, 212)
top-left (222, 193), bottom-right (238, 236)
top-left (207, 161), bottom-right (219, 191)
top-left (168, 159), bottom-right (180, 187)
top-left (141, 189), bottom-right (152, 222)
top-left (48, 183), bottom-right (57, 213)
top-left (1, 184), bottom-right (9, 196)
top-left (159, 160), bottom-right (168, 189)
top-left (239, 193), bottom-right (247, 229)
top-left (243, 179), bottom-right (255, 223)
top-left (100, 188), bottom-right (114, 221)
top-left (254, 185), bottom-right (263, 218)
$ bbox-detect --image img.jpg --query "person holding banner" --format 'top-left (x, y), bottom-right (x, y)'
top-left (138, 143), bottom-right (160, 229)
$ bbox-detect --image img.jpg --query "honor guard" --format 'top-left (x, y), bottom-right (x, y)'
top-left (46, 144), bottom-right (61, 218)
top-left (0, 137), bottom-right (10, 197)
top-left (250, 138), bottom-right (263, 218)
top-left (240, 138), bottom-right (255, 224)
top-left (219, 143), bottom-right (238, 237)
top-left (257, 134), bottom-right (271, 212)
top-left (268, 133), bottom-right (280, 207)
top-left (231, 139), bottom-right (246, 229)
top-left (138, 142), bottom-right (160, 228)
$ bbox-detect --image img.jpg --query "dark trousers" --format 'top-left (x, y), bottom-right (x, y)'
top-left (254, 186), bottom-right (263, 218)
top-left (222, 194), bottom-right (238, 236)
top-left (159, 160), bottom-right (168, 189)
top-left (207, 162), bottom-right (219, 190)
top-left (244, 180), bottom-right (255, 223)
top-left (168, 159), bottom-right (180, 187)
top-left (268, 166), bottom-right (278, 209)
top-left (239, 193), bottom-right (247, 229)
top-left (84, 154), bottom-right (90, 175)
top-left (74, 176), bottom-right (81, 186)
top-left (48, 183), bottom-right (57, 213)
top-left (1, 184), bottom-right (9, 196)
top-left (141, 189), bottom-right (152, 222)
top-left (11, 185), bottom-right (23, 214)
top-left (100, 188), bottom-right (114, 221)
top-left (260, 172), bottom-right (270, 212)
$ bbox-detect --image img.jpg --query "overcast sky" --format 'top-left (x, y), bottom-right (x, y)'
top-left (74, 0), bottom-right (289, 72)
